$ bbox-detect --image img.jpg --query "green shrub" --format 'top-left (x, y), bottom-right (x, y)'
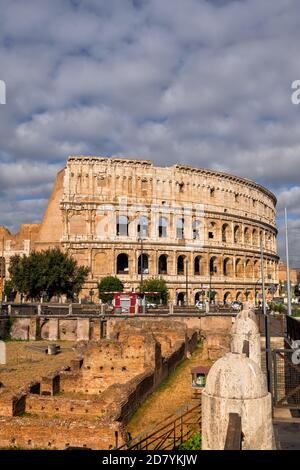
top-left (179, 432), bottom-right (201, 450)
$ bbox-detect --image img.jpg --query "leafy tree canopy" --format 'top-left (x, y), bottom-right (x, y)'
top-left (97, 276), bottom-right (124, 303)
top-left (3, 279), bottom-right (17, 302)
top-left (9, 248), bottom-right (89, 301)
top-left (140, 277), bottom-right (168, 304)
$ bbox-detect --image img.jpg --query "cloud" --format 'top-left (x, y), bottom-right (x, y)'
top-left (0, 0), bottom-right (300, 265)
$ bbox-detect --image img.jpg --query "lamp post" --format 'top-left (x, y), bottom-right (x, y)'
top-left (209, 266), bottom-right (217, 305)
top-left (261, 236), bottom-right (272, 394)
top-left (185, 258), bottom-right (188, 306)
top-left (138, 225), bottom-right (146, 312)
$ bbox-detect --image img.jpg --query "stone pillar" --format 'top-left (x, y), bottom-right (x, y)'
top-left (231, 311), bottom-right (261, 366)
top-left (202, 352), bottom-right (274, 450)
top-left (48, 319), bottom-right (59, 341)
top-left (0, 340), bottom-right (6, 364)
top-left (29, 318), bottom-right (40, 340)
top-left (76, 318), bottom-right (90, 341)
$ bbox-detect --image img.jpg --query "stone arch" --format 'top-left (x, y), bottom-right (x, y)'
top-left (192, 219), bottom-right (201, 239)
top-left (223, 257), bottom-right (233, 277)
top-left (221, 223), bottom-right (230, 243)
top-left (40, 320), bottom-right (49, 339)
top-left (236, 291), bottom-right (242, 301)
top-left (158, 217), bottom-right (167, 238)
top-left (177, 255), bottom-right (186, 275)
top-left (137, 216), bottom-right (149, 238)
top-left (177, 292), bottom-right (185, 306)
top-left (116, 215), bottom-right (128, 236)
top-left (116, 253), bottom-right (129, 274)
top-left (208, 221), bottom-right (216, 240)
top-left (194, 255), bottom-right (202, 275)
top-left (138, 254), bottom-right (149, 274)
top-left (244, 227), bottom-right (250, 244)
top-left (253, 259), bottom-right (260, 278)
top-left (176, 218), bottom-right (184, 239)
top-left (245, 259), bottom-right (253, 278)
top-left (209, 256), bottom-right (218, 275)
top-left (234, 225), bottom-right (242, 243)
top-left (235, 258), bottom-right (243, 278)
top-left (158, 254), bottom-right (168, 275)
top-left (223, 291), bottom-right (232, 304)
top-left (252, 228), bottom-right (258, 246)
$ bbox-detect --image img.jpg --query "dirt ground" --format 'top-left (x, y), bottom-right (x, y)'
top-left (0, 340), bottom-right (76, 394)
top-left (127, 345), bottom-right (212, 437)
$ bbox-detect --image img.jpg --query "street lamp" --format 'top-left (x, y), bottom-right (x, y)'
top-left (209, 266), bottom-right (217, 305)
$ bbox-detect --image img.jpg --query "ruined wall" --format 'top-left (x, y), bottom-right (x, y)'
top-left (0, 416), bottom-right (124, 450)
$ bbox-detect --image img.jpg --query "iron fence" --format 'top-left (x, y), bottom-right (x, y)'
top-left (118, 400), bottom-right (201, 451)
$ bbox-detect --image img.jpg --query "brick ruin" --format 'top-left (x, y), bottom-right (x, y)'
top-left (0, 319), bottom-right (198, 449)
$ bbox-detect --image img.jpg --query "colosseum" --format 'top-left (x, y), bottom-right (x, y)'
top-left (0, 156), bottom-right (279, 304)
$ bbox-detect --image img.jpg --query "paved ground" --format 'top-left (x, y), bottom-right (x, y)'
top-left (0, 340), bottom-right (76, 394)
top-left (127, 344), bottom-right (212, 437)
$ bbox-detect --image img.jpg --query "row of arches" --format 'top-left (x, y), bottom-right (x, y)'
top-left (177, 290), bottom-right (256, 306)
top-left (113, 216), bottom-right (275, 248)
top-left (116, 253), bottom-right (276, 279)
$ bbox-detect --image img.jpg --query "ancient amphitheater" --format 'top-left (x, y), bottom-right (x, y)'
top-left (0, 156), bottom-right (279, 303)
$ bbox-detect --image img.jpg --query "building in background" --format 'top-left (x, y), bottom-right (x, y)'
top-left (0, 156), bottom-right (279, 304)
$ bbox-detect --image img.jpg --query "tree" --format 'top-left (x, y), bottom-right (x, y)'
top-left (98, 276), bottom-right (124, 303)
top-left (3, 280), bottom-right (17, 302)
top-left (141, 277), bottom-right (168, 304)
top-left (9, 248), bottom-right (89, 301)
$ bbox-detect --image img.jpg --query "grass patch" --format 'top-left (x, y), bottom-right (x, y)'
top-left (179, 432), bottom-right (202, 450)
top-left (128, 344), bottom-right (203, 430)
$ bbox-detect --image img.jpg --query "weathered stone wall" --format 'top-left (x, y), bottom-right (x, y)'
top-left (0, 318), bottom-right (198, 449)
top-left (0, 416), bottom-right (125, 450)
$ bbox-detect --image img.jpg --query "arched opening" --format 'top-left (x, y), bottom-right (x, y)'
top-left (117, 253), bottom-right (129, 274)
top-left (252, 229), bottom-right (258, 246)
top-left (137, 216), bottom-right (148, 238)
top-left (236, 291), bottom-right (242, 301)
top-left (223, 291), bottom-right (232, 304)
top-left (223, 257), bottom-right (232, 277)
top-left (158, 255), bottom-right (167, 275)
top-left (177, 255), bottom-right (185, 275)
top-left (222, 224), bottom-right (229, 243)
top-left (234, 225), bottom-right (241, 243)
top-left (158, 217), bottom-right (167, 238)
top-left (116, 215), bottom-right (128, 236)
top-left (244, 227), bottom-right (250, 244)
top-left (195, 292), bottom-right (200, 303)
top-left (194, 256), bottom-right (201, 275)
top-left (245, 259), bottom-right (253, 278)
top-left (254, 260), bottom-right (260, 278)
top-left (209, 256), bottom-right (217, 275)
top-left (193, 220), bottom-right (201, 239)
top-left (235, 258), bottom-right (243, 278)
top-left (138, 254), bottom-right (149, 274)
top-left (177, 292), bottom-right (185, 306)
top-left (176, 218), bottom-right (184, 239)
top-left (208, 221), bottom-right (216, 240)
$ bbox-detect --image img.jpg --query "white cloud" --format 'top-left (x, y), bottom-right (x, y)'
top-left (0, 0), bottom-right (300, 264)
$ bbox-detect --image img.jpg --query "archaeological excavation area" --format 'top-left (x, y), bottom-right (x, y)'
top-left (0, 317), bottom-right (207, 450)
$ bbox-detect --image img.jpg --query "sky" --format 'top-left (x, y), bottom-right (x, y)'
top-left (0, 0), bottom-right (300, 267)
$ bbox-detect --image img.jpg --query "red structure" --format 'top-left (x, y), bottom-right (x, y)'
top-left (99, 291), bottom-right (160, 314)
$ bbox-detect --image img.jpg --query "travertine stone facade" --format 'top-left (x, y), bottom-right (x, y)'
top-left (2, 156), bottom-right (279, 303)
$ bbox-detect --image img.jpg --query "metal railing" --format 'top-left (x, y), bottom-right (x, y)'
top-left (118, 400), bottom-right (201, 451)
top-left (286, 315), bottom-right (300, 344)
